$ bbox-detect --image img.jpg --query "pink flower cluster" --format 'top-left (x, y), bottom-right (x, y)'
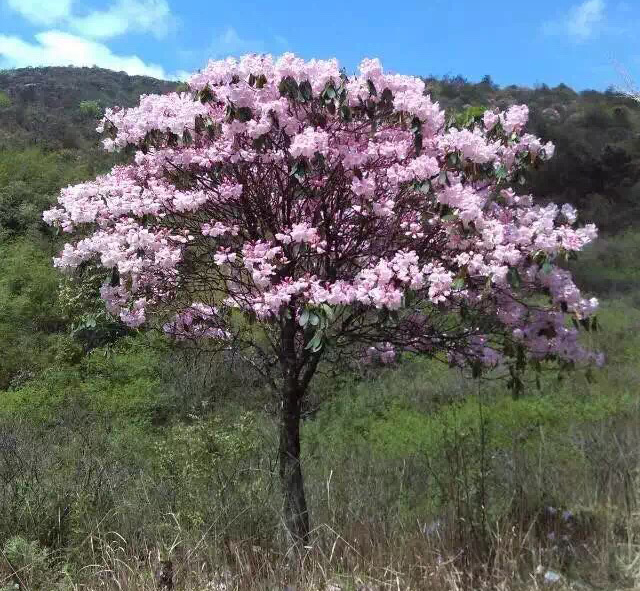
top-left (289, 128), bottom-right (330, 158)
top-left (98, 93), bottom-right (208, 152)
top-left (163, 303), bottom-right (230, 340)
top-left (483, 105), bottom-right (529, 134)
top-left (45, 53), bottom-right (600, 372)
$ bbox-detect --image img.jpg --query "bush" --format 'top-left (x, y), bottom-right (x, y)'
top-left (0, 240), bottom-right (67, 389)
top-left (2, 536), bottom-right (50, 590)
top-left (78, 100), bottom-right (102, 119)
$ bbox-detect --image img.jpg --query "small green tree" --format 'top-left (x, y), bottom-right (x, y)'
top-left (0, 91), bottom-right (11, 109)
top-left (78, 100), bottom-right (103, 119)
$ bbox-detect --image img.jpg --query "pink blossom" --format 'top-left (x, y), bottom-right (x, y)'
top-left (44, 53), bottom-right (600, 376)
top-left (483, 110), bottom-right (500, 130)
top-left (501, 105), bottom-right (529, 134)
top-left (289, 128), bottom-right (330, 158)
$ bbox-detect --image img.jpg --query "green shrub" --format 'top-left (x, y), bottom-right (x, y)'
top-left (154, 411), bottom-right (277, 535)
top-left (0, 240), bottom-right (67, 389)
top-left (78, 100), bottom-right (102, 119)
top-left (2, 536), bottom-right (50, 590)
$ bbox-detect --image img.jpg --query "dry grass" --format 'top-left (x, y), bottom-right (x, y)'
top-left (1, 507), bottom-right (638, 591)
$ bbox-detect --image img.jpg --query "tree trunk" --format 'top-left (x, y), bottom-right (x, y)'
top-left (279, 383), bottom-right (310, 543)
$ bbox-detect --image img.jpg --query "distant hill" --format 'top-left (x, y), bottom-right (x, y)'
top-left (0, 66), bottom-right (639, 231)
top-left (0, 66), bottom-right (179, 150)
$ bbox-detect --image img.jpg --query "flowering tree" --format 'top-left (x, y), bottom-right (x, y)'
top-left (45, 54), bottom-right (601, 542)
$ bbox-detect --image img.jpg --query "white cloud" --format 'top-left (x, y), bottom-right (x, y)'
top-left (0, 30), bottom-right (167, 78)
top-left (171, 69), bottom-right (192, 81)
top-left (68, 0), bottom-right (172, 39)
top-left (208, 26), bottom-right (265, 58)
top-left (3, 0), bottom-right (172, 39)
top-left (5, 0), bottom-right (72, 26)
top-left (543, 0), bottom-right (606, 42)
top-left (568, 0), bottom-right (606, 40)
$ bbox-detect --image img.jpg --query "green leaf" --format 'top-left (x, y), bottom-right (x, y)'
top-left (290, 160), bottom-right (308, 181)
top-left (322, 84), bottom-right (337, 101)
top-left (256, 74), bottom-right (268, 89)
top-left (507, 267), bottom-right (521, 289)
top-left (236, 106), bottom-right (252, 122)
top-left (381, 88), bottom-right (393, 103)
top-left (198, 85), bottom-right (213, 104)
top-left (299, 80), bottom-right (313, 102)
top-left (414, 131), bottom-right (423, 155)
top-left (299, 309), bottom-right (310, 327)
top-left (309, 313), bottom-right (320, 326)
top-left (279, 76), bottom-right (300, 100)
top-left (494, 165), bottom-right (508, 181)
top-left (340, 104), bottom-right (352, 122)
top-left (541, 261), bottom-right (553, 275)
top-left (305, 331), bottom-right (323, 351)
top-left (452, 277), bottom-right (465, 290)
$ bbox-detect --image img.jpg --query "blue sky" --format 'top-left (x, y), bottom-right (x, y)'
top-left (0, 0), bottom-right (638, 90)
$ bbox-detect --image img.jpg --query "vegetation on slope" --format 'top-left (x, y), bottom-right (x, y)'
top-left (0, 66), bottom-right (178, 150)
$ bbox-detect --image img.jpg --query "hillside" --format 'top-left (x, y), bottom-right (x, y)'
top-left (0, 66), bottom-right (178, 150)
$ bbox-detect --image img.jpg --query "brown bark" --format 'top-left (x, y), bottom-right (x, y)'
top-left (279, 382), bottom-right (310, 543)
top-left (277, 313), bottom-right (312, 543)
